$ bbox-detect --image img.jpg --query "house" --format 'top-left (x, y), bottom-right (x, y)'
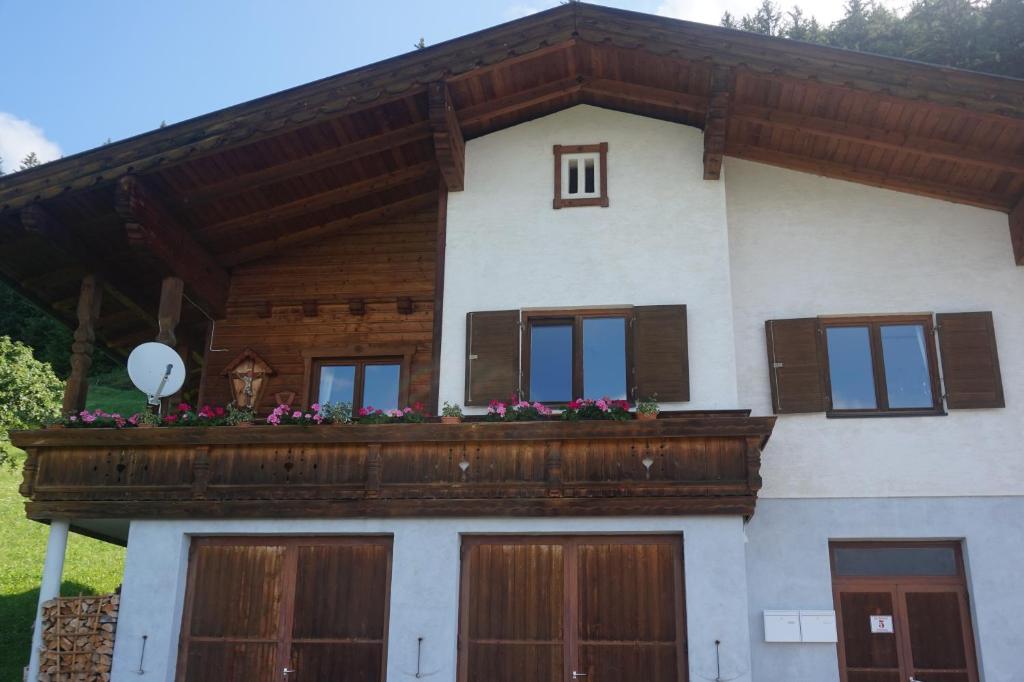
top-left (4, 3), bottom-right (1023, 681)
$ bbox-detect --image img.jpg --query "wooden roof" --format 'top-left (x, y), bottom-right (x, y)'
top-left (1, 2), bottom-right (1022, 354)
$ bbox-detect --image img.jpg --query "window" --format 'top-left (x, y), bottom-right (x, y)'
top-left (553, 143), bottom-right (609, 208)
top-left (314, 358), bottom-right (403, 411)
top-left (821, 315), bottom-right (942, 416)
top-left (524, 310), bottom-right (631, 403)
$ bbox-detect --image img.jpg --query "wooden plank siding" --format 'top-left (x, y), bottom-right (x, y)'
top-left (199, 207), bottom-right (437, 411)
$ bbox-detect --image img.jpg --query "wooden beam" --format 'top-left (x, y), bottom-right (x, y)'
top-left (1011, 195), bottom-right (1024, 266)
top-left (730, 143), bottom-right (1009, 211)
top-left (429, 82), bottom-right (465, 192)
top-left (429, 185), bottom-right (447, 415)
top-left (156, 276), bottom-right (184, 346)
top-left (182, 121), bottom-right (432, 206)
top-left (62, 275), bottom-right (103, 416)
top-left (223, 191), bottom-right (438, 266)
top-left (200, 160), bottom-right (436, 241)
top-left (703, 67), bottom-right (733, 180)
top-left (458, 77), bottom-right (584, 127)
top-left (583, 78), bottom-right (708, 115)
top-left (731, 103), bottom-right (1024, 175)
top-left (116, 175), bottom-right (229, 318)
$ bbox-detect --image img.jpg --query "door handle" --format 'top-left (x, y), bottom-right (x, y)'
top-left (909, 677), bottom-right (922, 682)
top-left (283, 668), bottom-right (295, 678)
top-left (572, 672), bottom-right (588, 679)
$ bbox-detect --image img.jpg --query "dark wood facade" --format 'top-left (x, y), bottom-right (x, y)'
top-left (13, 415), bottom-right (774, 520)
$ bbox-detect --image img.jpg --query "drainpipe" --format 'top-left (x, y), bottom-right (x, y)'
top-left (27, 520), bottom-right (69, 681)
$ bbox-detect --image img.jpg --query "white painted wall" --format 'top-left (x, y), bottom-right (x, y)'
top-left (440, 105), bottom-right (738, 412)
top-left (111, 517), bottom-right (752, 682)
top-left (726, 158), bottom-right (1024, 498)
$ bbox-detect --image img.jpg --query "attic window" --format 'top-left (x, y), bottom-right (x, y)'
top-left (553, 143), bottom-right (609, 208)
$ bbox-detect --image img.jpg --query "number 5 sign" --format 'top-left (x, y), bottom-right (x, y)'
top-left (870, 615), bottom-right (894, 634)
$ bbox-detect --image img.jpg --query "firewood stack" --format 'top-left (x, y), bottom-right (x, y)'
top-left (37, 594), bottom-right (119, 682)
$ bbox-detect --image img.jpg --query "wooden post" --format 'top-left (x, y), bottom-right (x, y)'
top-left (62, 275), bottom-right (103, 416)
top-left (156, 276), bottom-right (184, 346)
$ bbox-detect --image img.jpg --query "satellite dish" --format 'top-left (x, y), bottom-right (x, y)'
top-left (128, 342), bottom-right (186, 406)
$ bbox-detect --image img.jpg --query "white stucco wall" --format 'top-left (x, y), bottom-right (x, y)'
top-left (111, 517), bottom-right (752, 682)
top-left (726, 158), bottom-right (1024, 498)
top-left (440, 105), bottom-right (738, 412)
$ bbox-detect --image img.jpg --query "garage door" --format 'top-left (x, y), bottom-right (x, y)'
top-left (176, 536), bottom-right (391, 682)
top-left (458, 536), bottom-right (687, 682)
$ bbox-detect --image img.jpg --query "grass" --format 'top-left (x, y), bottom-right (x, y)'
top-left (0, 455), bottom-right (126, 680)
top-left (85, 368), bottom-right (147, 416)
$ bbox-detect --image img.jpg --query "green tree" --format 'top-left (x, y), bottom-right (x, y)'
top-left (0, 336), bottom-right (63, 466)
top-left (741, 0), bottom-right (784, 35)
top-left (721, 11), bottom-right (740, 29)
top-left (18, 152), bottom-right (39, 171)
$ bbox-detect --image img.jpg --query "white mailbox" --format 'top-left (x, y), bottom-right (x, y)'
top-left (763, 610), bottom-right (801, 642)
top-left (799, 610), bottom-right (838, 643)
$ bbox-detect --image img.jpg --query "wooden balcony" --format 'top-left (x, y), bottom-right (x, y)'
top-left (13, 413), bottom-right (775, 520)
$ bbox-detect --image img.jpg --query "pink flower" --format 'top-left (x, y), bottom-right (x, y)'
top-left (214, 406), bottom-right (225, 416)
top-left (165, 414), bottom-right (178, 423)
top-left (403, 407), bottom-right (412, 413)
top-left (310, 403), bottom-right (321, 412)
top-left (313, 414), bottom-right (323, 424)
top-left (267, 414), bottom-right (280, 425)
top-left (128, 414), bottom-right (140, 425)
top-left (82, 413), bottom-right (97, 423)
top-left (292, 410), bottom-right (302, 419)
top-left (69, 415), bottom-right (78, 422)
top-left (177, 402), bottom-right (192, 413)
top-left (358, 407), bottom-right (371, 417)
top-left (304, 413), bottom-right (312, 419)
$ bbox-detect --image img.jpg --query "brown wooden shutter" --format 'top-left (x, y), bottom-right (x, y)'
top-left (765, 318), bottom-right (826, 414)
top-left (633, 305), bottom-right (689, 402)
top-left (936, 311), bottom-right (1004, 409)
top-left (465, 310), bottom-right (520, 405)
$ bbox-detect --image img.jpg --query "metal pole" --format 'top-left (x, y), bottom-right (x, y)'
top-left (27, 520), bottom-right (69, 681)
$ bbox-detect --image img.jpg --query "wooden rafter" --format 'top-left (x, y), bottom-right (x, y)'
top-left (182, 121), bottom-right (432, 206)
top-left (732, 104), bottom-right (1024, 175)
top-left (583, 78), bottom-right (708, 115)
top-left (200, 160), bottom-right (436, 240)
top-left (703, 67), bottom-right (733, 180)
top-left (458, 77), bottom-right (584, 127)
top-left (730, 144), bottom-right (1008, 211)
top-left (1011, 195), bottom-right (1024, 266)
top-left (115, 175), bottom-right (230, 318)
top-left (429, 82), bottom-right (465, 192)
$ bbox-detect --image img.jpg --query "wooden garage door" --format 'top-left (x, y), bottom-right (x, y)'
top-left (458, 536), bottom-right (687, 682)
top-left (176, 537), bottom-right (391, 682)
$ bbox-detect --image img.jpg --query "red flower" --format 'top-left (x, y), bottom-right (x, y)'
top-left (214, 406), bottom-right (225, 416)
top-left (164, 414), bottom-right (178, 423)
top-left (176, 402), bottom-right (192, 413)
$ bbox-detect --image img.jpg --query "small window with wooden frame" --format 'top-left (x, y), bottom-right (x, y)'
top-left (553, 143), bottom-right (609, 209)
top-left (301, 346), bottom-right (413, 411)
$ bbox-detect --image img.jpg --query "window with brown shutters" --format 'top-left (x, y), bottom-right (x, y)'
top-left (936, 312), bottom-right (1004, 409)
top-left (465, 310), bottom-right (521, 406)
top-left (765, 311), bottom-right (1004, 416)
top-left (465, 305), bottom-right (690, 406)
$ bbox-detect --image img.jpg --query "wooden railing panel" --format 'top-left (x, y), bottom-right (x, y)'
top-left (13, 416), bottom-right (775, 519)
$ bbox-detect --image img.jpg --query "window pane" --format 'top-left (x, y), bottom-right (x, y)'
top-left (363, 364), bottom-right (401, 411)
top-left (568, 159), bottom-right (579, 195)
top-left (880, 324), bottom-right (933, 408)
top-left (826, 326), bottom-right (877, 409)
top-left (582, 317), bottom-right (626, 399)
top-left (530, 324), bottom-right (573, 402)
top-left (318, 365), bottom-right (355, 406)
top-left (833, 546), bottom-right (958, 577)
top-left (584, 158), bottom-right (595, 194)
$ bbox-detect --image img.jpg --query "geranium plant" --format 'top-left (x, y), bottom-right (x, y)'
top-left (485, 399), bottom-right (553, 422)
top-left (66, 409), bottom-right (133, 429)
top-left (163, 403), bottom-right (228, 427)
top-left (561, 397), bottom-right (631, 421)
top-left (357, 403), bottom-right (428, 424)
top-left (266, 403), bottom-right (325, 426)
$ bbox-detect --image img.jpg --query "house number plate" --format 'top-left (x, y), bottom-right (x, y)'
top-left (870, 615), bottom-right (894, 634)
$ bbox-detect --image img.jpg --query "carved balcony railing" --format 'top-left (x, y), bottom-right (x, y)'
top-left (13, 413), bottom-right (775, 519)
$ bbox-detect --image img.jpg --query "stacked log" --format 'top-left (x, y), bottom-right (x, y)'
top-left (37, 594), bottom-right (118, 682)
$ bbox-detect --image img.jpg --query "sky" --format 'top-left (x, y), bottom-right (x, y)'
top-left (0, 0), bottom-right (891, 169)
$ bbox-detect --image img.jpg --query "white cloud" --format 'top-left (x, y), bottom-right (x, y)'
top-left (0, 112), bottom-right (62, 173)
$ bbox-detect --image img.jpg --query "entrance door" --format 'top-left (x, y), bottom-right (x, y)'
top-left (458, 536), bottom-right (687, 682)
top-left (831, 542), bottom-right (979, 682)
top-left (176, 537), bottom-right (391, 682)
